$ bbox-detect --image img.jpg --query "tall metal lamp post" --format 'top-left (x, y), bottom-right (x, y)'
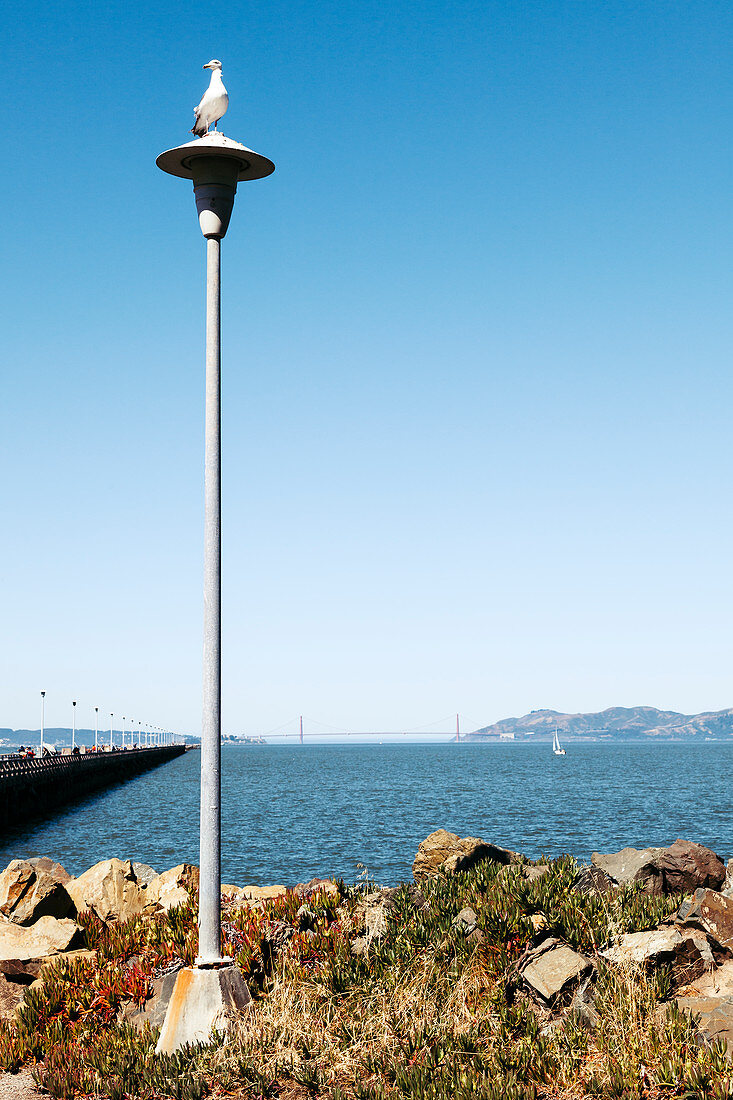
top-left (155, 129), bottom-right (273, 1050)
top-left (40, 691), bottom-right (46, 756)
top-left (72, 701), bottom-right (76, 751)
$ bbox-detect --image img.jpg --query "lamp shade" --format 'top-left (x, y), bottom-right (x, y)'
top-left (156, 133), bottom-right (275, 240)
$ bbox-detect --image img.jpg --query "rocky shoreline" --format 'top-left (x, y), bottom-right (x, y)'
top-left (2, 831), bottom-right (733, 1097)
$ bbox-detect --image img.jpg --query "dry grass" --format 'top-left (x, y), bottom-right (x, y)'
top-left (217, 947), bottom-right (498, 1095)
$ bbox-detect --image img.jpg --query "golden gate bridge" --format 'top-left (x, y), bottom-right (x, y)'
top-left (250, 713), bottom-right (489, 743)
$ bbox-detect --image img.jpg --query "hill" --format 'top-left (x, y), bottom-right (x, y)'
top-left (467, 705), bottom-right (733, 741)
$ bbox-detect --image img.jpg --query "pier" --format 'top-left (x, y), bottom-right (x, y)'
top-left (0, 746), bottom-right (186, 828)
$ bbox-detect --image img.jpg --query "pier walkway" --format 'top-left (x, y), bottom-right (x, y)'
top-left (0, 746), bottom-right (186, 828)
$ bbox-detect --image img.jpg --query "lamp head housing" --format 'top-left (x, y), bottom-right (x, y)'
top-left (156, 133), bottom-right (274, 239)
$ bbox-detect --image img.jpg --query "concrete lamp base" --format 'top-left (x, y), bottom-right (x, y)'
top-left (155, 965), bottom-right (251, 1054)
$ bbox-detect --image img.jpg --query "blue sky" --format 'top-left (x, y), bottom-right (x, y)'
top-left (3, 0), bottom-right (733, 737)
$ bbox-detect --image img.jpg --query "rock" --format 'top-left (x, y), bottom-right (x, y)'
top-left (600, 924), bottom-right (717, 985)
top-left (530, 914), bottom-right (548, 933)
top-left (296, 905), bottom-right (316, 932)
top-left (0, 947), bottom-right (96, 988)
top-left (600, 926), bottom-right (683, 967)
top-left (220, 884), bottom-right (286, 908)
top-left (721, 859), bottom-right (733, 899)
top-left (498, 863), bottom-right (550, 888)
top-left (591, 847), bottom-right (665, 895)
top-left (678, 888), bottom-right (733, 951)
top-left (0, 859), bottom-right (74, 925)
top-left (0, 916), bottom-right (83, 963)
top-left (412, 829), bottom-right (520, 881)
top-left (676, 960), bottom-right (733, 1053)
top-left (407, 885), bottom-right (430, 912)
top-left (570, 976), bottom-right (599, 1030)
top-left (293, 878), bottom-right (340, 900)
top-left (672, 931), bottom-right (716, 986)
top-left (521, 941), bottom-right (593, 1003)
top-left (452, 908), bottom-right (478, 936)
top-left (67, 859), bottom-right (147, 924)
top-left (573, 865), bottom-right (615, 897)
top-left (131, 863), bottom-right (158, 888)
top-left (524, 864), bottom-right (550, 883)
top-left (264, 920), bottom-right (295, 952)
top-left (0, 959), bottom-right (41, 983)
top-left (351, 889), bottom-right (397, 956)
top-left (146, 864), bottom-right (200, 913)
top-left (658, 840), bottom-right (726, 896)
top-left (0, 972), bottom-right (25, 1021)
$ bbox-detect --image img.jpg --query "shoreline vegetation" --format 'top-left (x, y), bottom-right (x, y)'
top-left (2, 832), bottom-right (733, 1098)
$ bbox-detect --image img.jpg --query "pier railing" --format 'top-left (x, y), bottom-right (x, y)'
top-left (0, 747), bottom-right (172, 773)
top-left (0, 745), bottom-right (186, 827)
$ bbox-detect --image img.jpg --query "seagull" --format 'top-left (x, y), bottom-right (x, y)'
top-left (192, 59), bottom-right (229, 137)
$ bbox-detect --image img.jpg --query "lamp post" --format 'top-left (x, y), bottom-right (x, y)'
top-left (109, 713), bottom-right (113, 750)
top-left (40, 691), bottom-right (45, 757)
top-left (122, 716), bottom-right (126, 750)
top-left (72, 701), bottom-right (76, 750)
top-left (94, 707), bottom-right (99, 751)
top-left (156, 126), bottom-right (273, 1048)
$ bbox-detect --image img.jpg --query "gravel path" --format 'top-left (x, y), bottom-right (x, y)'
top-left (0, 1071), bottom-right (42, 1099)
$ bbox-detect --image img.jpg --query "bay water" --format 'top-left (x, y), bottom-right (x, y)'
top-left (0, 742), bottom-right (730, 886)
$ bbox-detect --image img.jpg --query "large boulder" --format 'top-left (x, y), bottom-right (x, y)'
top-left (678, 889), bottom-right (733, 951)
top-left (658, 840), bottom-right (726, 896)
top-left (0, 858), bottom-right (74, 925)
top-left (591, 847), bottom-right (664, 895)
top-left (0, 915), bottom-right (83, 962)
top-left (146, 864), bottom-right (199, 912)
top-left (412, 829), bottom-right (519, 881)
top-left (67, 859), bottom-right (147, 924)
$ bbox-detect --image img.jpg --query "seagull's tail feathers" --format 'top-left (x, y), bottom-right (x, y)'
top-left (191, 107), bottom-right (208, 137)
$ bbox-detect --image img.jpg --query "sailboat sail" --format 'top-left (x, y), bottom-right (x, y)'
top-left (552, 727), bottom-right (566, 755)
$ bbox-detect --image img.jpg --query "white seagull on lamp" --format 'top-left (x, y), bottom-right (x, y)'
top-left (192, 59), bottom-right (229, 137)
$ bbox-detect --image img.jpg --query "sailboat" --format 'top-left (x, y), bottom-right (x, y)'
top-left (552, 727), bottom-right (566, 756)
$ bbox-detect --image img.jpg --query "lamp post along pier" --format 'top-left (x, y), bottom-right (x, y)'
top-left (156, 73), bottom-right (274, 1051)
